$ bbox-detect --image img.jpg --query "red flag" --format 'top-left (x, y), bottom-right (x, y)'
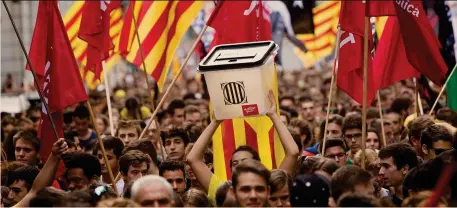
top-left (78, 0), bottom-right (120, 80)
top-left (373, 17), bottom-right (420, 89)
top-left (207, 0), bottom-right (271, 46)
top-left (367, 1), bottom-right (396, 17)
top-left (27, 1), bottom-right (88, 168)
top-left (393, 1), bottom-right (447, 85)
top-left (337, 1), bottom-right (376, 104)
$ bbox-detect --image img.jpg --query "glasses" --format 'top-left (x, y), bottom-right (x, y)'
top-left (344, 133), bottom-right (362, 140)
top-left (433, 147), bottom-right (453, 155)
top-left (325, 153), bottom-right (346, 160)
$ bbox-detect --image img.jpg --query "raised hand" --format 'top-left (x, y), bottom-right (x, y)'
top-left (51, 138), bottom-right (69, 158)
top-left (266, 90), bottom-right (277, 118)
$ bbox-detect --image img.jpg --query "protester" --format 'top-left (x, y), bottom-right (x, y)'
top-left (13, 130), bottom-right (40, 166)
top-left (330, 165), bottom-right (375, 203)
top-left (116, 120), bottom-right (141, 146)
top-left (73, 105), bottom-right (98, 149)
top-left (131, 175), bottom-right (175, 207)
top-left (159, 160), bottom-right (187, 194)
top-left (181, 188), bottom-right (210, 207)
top-left (420, 124), bottom-right (454, 161)
top-left (162, 127), bottom-right (190, 161)
top-left (118, 150), bottom-right (151, 195)
top-left (341, 113), bottom-right (363, 164)
top-left (6, 165), bottom-right (39, 206)
top-left (230, 160), bottom-right (270, 207)
top-left (319, 138), bottom-right (347, 166)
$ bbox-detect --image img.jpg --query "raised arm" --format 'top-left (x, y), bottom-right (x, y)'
top-left (15, 138), bottom-right (68, 207)
top-left (266, 91), bottom-right (300, 175)
top-left (186, 119), bottom-right (222, 192)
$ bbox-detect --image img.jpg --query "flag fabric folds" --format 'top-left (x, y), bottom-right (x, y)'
top-left (78, 0), bottom-right (121, 81)
top-left (118, 1), bottom-right (203, 90)
top-left (206, 0), bottom-right (283, 181)
top-left (63, 1), bottom-right (123, 89)
top-left (448, 66), bottom-right (457, 112)
top-left (295, 1), bottom-right (340, 68)
top-left (27, 1), bottom-right (88, 164)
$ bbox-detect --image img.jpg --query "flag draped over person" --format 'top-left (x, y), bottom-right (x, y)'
top-left (26, 1), bottom-right (88, 164)
top-left (337, 0), bottom-right (448, 104)
top-left (206, 0), bottom-right (283, 180)
top-left (63, 1), bottom-right (123, 89)
top-left (78, 0), bottom-right (121, 81)
top-left (118, 0), bottom-right (203, 90)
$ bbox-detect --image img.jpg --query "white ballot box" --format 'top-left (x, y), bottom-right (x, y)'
top-left (199, 41), bottom-right (278, 120)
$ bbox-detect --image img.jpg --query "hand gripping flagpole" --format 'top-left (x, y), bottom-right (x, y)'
top-left (138, 24), bottom-right (209, 140)
top-left (322, 25), bottom-right (342, 156)
top-left (2, 0), bottom-right (60, 142)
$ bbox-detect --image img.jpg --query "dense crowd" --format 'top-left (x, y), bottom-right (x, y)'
top-left (1, 65), bottom-right (457, 207)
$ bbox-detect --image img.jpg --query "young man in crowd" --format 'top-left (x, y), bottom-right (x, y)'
top-left (159, 160), bottom-right (187, 194)
top-left (116, 120), bottom-right (141, 146)
top-left (72, 105), bottom-right (97, 149)
top-left (123, 139), bottom-right (159, 174)
top-left (162, 127), bottom-right (189, 161)
top-left (64, 152), bottom-right (102, 192)
top-left (230, 160), bottom-right (270, 207)
top-left (407, 115), bottom-right (435, 158)
top-left (341, 113), bottom-right (363, 164)
top-left (131, 175), bottom-right (175, 207)
top-left (385, 109), bottom-right (403, 141)
top-left (298, 96), bottom-right (317, 126)
top-left (144, 117), bottom-right (164, 158)
top-left (420, 124), bottom-right (454, 161)
top-left (379, 143), bottom-right (418, 206)
top-left (92, 136), bottom-right (125, 195)
top-left (330, 165), bottom-right (375, 204)
top-left (13, 130), bottom-right (40, 166)
top-left (320, 138), bottom-right (348, 166)
top-left (168, 99), bottom-right (185, 126)
top-left (119, 150), bottom-right (151, 194)
top-left (6, 165), bottom-right (39, 206)
top-left (184, 105), bottom-right (202, 128)
top-left (187, 93), bottom-right (299, 206)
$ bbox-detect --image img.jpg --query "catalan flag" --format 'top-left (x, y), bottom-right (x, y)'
top-left (118, 1), bottom-right (203, 90)
top-left (295, 1), bottom-right (340, 68)
top-left (63, 1), bottom-right (123, 89)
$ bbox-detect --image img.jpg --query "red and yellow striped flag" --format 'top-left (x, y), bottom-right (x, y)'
top-left (295, 1), bottom-right (340, 68)
top-left (63, 1), bottom-right (123, 89)
top-left (118, 1), bottom-right (203, 90)
top-left (211, 68), bottom-right (283, 181)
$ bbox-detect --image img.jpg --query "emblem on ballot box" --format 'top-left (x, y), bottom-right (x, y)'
top-left (221, 81), bottom-right (247, 105)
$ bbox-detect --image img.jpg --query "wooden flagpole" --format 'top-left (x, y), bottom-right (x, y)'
top-left (86, 101), bottom-right (117, 193)
top-left (103, 62), bottom-right (115, 136)
top-left (429, 65), bottom-right (457, 115)
top-left (361, 16), bottom-right (370, 170)
top-left (138, 25), bottom-right (209, 140)
top-left (413, 78), bottom-right (423, 115)
top-left (2, 0), bottom-right (60, 141)
top-left (322, 25), bottom-right (342, 156)
top-left (377, 92), bottom-right (387, 147)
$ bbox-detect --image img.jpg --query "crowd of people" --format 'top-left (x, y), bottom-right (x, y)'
top-left (1, 65), bottom-right (457, 207)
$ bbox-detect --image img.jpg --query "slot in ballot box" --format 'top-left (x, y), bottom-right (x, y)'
top-left (198, 41), bottom-right (278, 120)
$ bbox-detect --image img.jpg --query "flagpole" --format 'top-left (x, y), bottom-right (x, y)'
top-left (129, 3), bottom-right (166, 158)
top-left (85, 101), bottom-right (117, 193)
top-left (429, 65), bottom-right (457, 115)
top-left (138, 25), bottom-right (209, 140)
top-left (2, 0), bottom-right (60, 141)
top-left (377, 92), bottom-right (387, 147)
top-left (413, 78), bottom-right (423, 115)
top-left (361, 16), bottom-right (370, 170)
top-left (322, 25), bottom-right (341, 156)
top-left (103, 62), bottom-right (115, 136)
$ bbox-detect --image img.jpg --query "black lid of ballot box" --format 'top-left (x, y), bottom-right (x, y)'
top-left (199, 41), bottom-right (277, 71)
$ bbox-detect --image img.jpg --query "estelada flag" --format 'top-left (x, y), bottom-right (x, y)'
top-left (207, 0), bottom-right (283, 180)
top-left (78, 0), bottom-right (121, 81)
top-left (27, 1), bottom-right (88, 169)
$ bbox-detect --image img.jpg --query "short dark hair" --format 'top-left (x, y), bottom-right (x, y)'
top-left (366, 107), bottom-right (379, 120)
top-left (230, 145), bottom-right (260, 168)
top-left (232, 160), bottom-right (270, 190)
top-left (330, 165), bottom-right (373, 201)
top-left (319, 138), bottom-right (347, 154)
top-left (29, 187), bottom-right (66, 207)
top-left (215, 181), bottom-right (232, 207)
top-left (279, 95), bottom-right (295, 105)
top-left (161, 127), bottom-right (190, 146)
top-left (390, 97), bottom-right (412, 115)
top-left (409, 115), bottom-right (435, 141)
top-left (298, 95), bottom-right (313, 104)
top-left (93, 136), bottom-right (124, 159)
top-left (159, 160), bottom-right (185, 177)
top-left (73, 105), bottom-right (90, 120)
top-left (7, 165), bottom-right (39, 191)
top-left (436, 107), bottom-right (457, 127)
top-left (420, 124), bottom-right (453, 150)
top-left (279, 110), bottom-right (291, 124)
top-left (402, 158), bottom-right (445, 198)
top-left (119, 150), bottom-right (151, 175)
top-left (13, 130), bottom-right (40, 152)
top-left (290, 119), bottom-right (313, 145)
top-left (319, 115), bottom-right (343, 140)
top-left (288, 127), bottom-right (302, 151)
top-left (342, 113), bottom-right (362, 135)
top-left (123, 139), bottom-right (158, 166)
top-left (64, 152), bottom-right (101, 180)
top-left (167, 99), bottom-right (185, 116)
top-left (379, 143), bottom-right (418, 170)
top-left (337, 193), bottom-right (381, 207)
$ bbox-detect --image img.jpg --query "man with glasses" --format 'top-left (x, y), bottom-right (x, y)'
top-left (420, 124), bottom-right (454, 161)
top-left (319, 138), bottom-right (348, 166)
top-left (342, 113), bottom-right (363, 165)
